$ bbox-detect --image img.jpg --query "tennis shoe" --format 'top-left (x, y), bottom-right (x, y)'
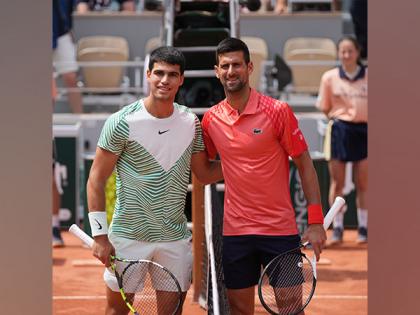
top-left (52, 227), bottom-right (65, 248)
top-left (357, 227), bottom-right (368, 244)
top-left (329, 227), bottom-right (343, 245)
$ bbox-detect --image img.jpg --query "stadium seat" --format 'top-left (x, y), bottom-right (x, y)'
top-left (241, 36), bottom-right (268, 91)
top-left (144, 36), bottom-right (162, 55)
top-left (77, 36), bottom-right (129, 88)
top-left (284, 37), bottom-right (336, 94)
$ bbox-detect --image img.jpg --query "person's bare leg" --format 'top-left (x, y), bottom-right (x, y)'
top-left (353, 158), bottom-right (368, 242)
top-left (328, 159), bottom-right (346, 205)
top-left (62, 71), bottom-right (83, 113)
top-left (274, 286), bottom-right (306, 315)
top-left (328, 159), bottom-right (346, 243)
top-left (353, 159), bottom-right (368, 210)
top-left (156, 290), bottom-right (186, 315)
top-left (105, 286), bottom-right (131, 315)
top-left (227, 287), bottom-right (255, 315)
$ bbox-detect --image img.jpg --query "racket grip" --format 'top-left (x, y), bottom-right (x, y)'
top-left (69, 224), bottom-right (94, 248)
top-left (323, 196), bottom-right (346, 230)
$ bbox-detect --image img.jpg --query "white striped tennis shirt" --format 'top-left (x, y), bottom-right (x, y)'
top-left (98, 99), bottom-right (204, 242)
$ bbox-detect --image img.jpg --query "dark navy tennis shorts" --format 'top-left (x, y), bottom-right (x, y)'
top-left (222, 234), bottom-right (301, 289)
top-left (331, 119), bottom-right (367, 162)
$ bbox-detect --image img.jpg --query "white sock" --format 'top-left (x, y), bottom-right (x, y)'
top-left (357, 208), bottom-right (368, 228)
top-left (52, 215), bottom-right (60, 228)
top-left (332, 204), bottom-right (347, 229)
top-left (333, 211), bottom-right (344, 229)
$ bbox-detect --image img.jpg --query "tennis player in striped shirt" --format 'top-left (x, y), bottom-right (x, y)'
top-left (86, 46), bottom-right (223, 315)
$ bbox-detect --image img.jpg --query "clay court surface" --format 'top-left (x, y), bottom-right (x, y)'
top-left (53, 229), bottom-right (367, 315)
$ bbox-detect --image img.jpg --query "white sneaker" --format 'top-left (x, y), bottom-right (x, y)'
top-left (329, 227), bottom-right (343, 245)
top-left (357, 227), bottom-right (368, 244)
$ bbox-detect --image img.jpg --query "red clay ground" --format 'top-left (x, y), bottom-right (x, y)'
top-left (53, 230), bottom-right (367, 315)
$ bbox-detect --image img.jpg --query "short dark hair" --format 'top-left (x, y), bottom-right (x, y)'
top-left (337, 35), bottom-right (361, 52)
top-left (148, 46), bottom-right (186, 74)
top-left (216, 37), bottom-right (250, 65)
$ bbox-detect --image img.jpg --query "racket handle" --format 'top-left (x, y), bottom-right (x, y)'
top-left (69, 224), bottom-right (94, 248)
top-left (323, 196), bottom-right (346, 230)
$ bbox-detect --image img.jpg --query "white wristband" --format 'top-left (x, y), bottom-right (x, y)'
top-left (88, 211), bottom-right (108, 237)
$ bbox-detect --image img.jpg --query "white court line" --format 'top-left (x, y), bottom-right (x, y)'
top-left (53, 295), bottom-right (154, 300)
top-left (53, 296), bottom-right (106, 300)
top-left (313, 295), bottom-right (367, 300)
top-left (53, 294), bottom-right (367, 301)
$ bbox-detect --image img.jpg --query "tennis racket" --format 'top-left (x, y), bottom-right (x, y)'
top-left (69, 224), bottom-right (182, 315)
top-left (258, 196), bottom-right (346, 315)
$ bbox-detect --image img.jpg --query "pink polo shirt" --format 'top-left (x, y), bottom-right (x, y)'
top-left (202, 89), bottom-right (308, 236)
top-left (316, 67), bottom-right (368, 123)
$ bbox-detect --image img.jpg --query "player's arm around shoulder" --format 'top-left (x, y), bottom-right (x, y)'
top-left (87, 147), bottom-right (119, 266)
top-left (292, 151), bottom-right (327, 260)
top-left (190, 111), bottom-right (223, 185)
top-left (191, 151), bottom-right (223, 185)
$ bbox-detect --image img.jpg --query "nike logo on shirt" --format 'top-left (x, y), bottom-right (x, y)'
top-left (158, 129), bottom-right (170, 135)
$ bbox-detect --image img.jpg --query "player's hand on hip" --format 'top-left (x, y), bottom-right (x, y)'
top-left (302, 224), bottom-right (327, 261)
top-left (92, 235), bottom-right (115, 267)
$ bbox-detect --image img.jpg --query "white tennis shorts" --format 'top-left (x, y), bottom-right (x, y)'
top-left (104, 234), bottom-right (193, 292)
top-left (53, 33), bottom-right (78, 74)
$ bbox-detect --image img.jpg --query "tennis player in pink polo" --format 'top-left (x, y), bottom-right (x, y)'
top-left (202, 38), bottom-right (327, 315)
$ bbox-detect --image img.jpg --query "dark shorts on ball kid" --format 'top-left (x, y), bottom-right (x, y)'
top-left (331, 119), bottom-right (367, 162)
top-left (222, 234), bottom-right (301, 289)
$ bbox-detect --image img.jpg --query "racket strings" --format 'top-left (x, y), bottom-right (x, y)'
top-left (260, 252), bottom-right (315, 315)
top-left (115, 260), bottom-right (181, 315)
